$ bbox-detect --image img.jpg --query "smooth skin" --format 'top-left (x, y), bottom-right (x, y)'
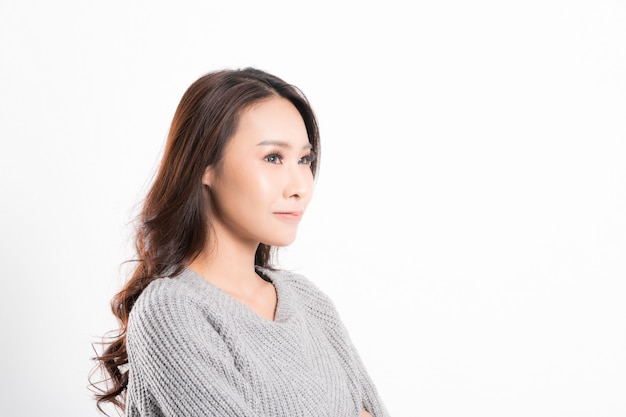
top-left (189, 96), bottom-right (373, 417)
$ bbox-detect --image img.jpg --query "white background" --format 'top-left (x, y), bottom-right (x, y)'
top-left (1, 1), bottom-right (625, 416)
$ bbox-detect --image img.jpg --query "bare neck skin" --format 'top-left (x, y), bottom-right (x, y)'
top-left (188, 232), bottom-right (277, 321)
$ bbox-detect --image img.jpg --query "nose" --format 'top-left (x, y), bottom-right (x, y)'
top-left (283, 163), bottom-right (313, 200)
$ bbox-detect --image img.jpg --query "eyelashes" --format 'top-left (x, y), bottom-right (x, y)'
top-left (264, 150), bottom-right (317, 166)
top-left (299, 151), bottom-right (317, 165)
top-left (264, 153), bottom-right (282, 164)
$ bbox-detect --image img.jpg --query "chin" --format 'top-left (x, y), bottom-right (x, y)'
top-left (263, 233), bottom-right (298, 247)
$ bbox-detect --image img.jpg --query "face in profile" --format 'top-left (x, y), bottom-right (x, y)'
top-left (203, 96), bottom-right (315, 248)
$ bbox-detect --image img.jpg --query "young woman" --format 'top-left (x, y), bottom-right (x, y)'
top-left (91, 68), bottom-right (389, 417)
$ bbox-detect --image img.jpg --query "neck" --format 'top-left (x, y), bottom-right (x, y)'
top-left (188, 229), bottom-right (265, 297)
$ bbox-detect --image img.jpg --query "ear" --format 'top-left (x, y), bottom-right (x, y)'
top-left (202, 166), bottom-right (215, 187)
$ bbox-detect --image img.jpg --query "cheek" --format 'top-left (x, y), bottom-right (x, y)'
top-left (252, 171), bottom-right (278, 198)
top-left (228, 164), bottom-right (278, 206)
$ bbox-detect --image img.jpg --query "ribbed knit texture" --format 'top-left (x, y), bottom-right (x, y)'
top-left (125, 267), bottom-right (389, 417)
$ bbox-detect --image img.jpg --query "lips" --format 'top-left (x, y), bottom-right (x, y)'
top-left (273, 211), bottom-right (303, 221)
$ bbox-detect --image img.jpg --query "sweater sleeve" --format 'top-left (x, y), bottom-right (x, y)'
top-left (126, 282), bottom-right (261, 417)
top-left (342, 326), bottom-right (390, 417)
top-left (287, 274), bottom-right (390, 417)
top-left (327, 305), bottom-right (390, 417)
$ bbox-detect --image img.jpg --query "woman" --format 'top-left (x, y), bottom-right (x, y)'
top-left (91, 67), bottom-right (389, 417)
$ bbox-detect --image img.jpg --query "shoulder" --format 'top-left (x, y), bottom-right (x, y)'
top-left (261, 267), bottom-right (331, 300)
top-left (259, 267), bottom-right (342, 322)
top-left (132, 270), bottom-right (203, 313)
top-left (128, 269), bottom-right (220, 338)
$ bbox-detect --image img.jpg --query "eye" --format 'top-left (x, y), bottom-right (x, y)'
top-left (299, 151), bottom-right (316, 165)
top-left (264, 153), bottom-right (283, 164)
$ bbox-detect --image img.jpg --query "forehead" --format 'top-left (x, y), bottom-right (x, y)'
top-left (231, 97), bottom-right (309, 146)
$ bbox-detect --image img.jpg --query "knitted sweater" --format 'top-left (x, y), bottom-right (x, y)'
top-left (125, 267), bottom-right (389, 417)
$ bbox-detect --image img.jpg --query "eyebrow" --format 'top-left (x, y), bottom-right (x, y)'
top-left (256, 140), bottom-right (313, 150)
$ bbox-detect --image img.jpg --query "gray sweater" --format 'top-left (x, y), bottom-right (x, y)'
top-left (126, 267), bottom-right (389, 417)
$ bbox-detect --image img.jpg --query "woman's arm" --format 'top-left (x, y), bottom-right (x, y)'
top-left (291, 273), bottom-right (390, 417)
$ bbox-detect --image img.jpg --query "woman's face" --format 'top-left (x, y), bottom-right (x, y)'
top-left (204, 96), bottom-right (315, 248)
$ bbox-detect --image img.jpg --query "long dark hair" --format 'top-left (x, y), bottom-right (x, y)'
top-left (89, 67), bottom-right (320, 414)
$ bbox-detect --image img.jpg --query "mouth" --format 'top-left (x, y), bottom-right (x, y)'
top-left (273, 211), bottom-right (303, 221)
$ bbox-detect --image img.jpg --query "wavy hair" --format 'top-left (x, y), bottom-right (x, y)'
top-left (89, 67), bottom-right (320, 414)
